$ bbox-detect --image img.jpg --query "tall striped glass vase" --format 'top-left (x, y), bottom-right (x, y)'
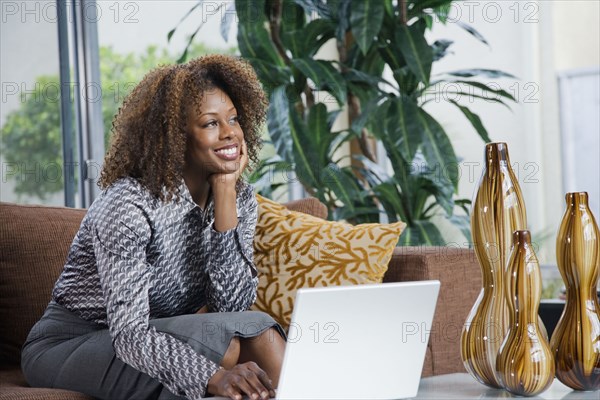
top-left (551, 192), bottom-right (600, 391)
top-left (461, 142), bottom-right (527, 388)
top-left (496, 230), bottom-right (555, 396)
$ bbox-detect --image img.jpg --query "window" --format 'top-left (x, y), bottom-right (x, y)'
top-left (1, 0), bottom-right (67, 205)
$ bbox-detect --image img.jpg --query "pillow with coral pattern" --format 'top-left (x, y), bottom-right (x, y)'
top-left (251, 194), bottom-right (406, 330)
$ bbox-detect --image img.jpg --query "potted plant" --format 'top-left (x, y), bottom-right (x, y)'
top-left (170, 0), bottom-right (516, 245)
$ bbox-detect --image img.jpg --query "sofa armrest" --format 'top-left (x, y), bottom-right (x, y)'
top-left (383, 246), bottom-right (481, 377)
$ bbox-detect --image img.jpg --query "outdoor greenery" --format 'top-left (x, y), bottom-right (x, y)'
top-left (1, 43), bottom-right (232, 200)
top-left (171, 0), bottom-right (517, 245)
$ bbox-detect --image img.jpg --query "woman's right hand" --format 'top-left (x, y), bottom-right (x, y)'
top-left (207, 362), bottom-right (275, 400)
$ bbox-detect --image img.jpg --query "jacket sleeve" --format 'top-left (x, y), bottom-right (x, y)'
top-left (92, 192), bottom-right (220, 399)
top-left (203, 184), bottom-right (259, 312)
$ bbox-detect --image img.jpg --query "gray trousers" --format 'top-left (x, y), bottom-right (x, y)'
top-left (21, 303), bottom-right (283, 399)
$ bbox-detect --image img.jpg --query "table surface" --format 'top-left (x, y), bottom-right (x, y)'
top-left (415, 373), bottom-right (597, 399)
top-left (211, 372), bottom-right (598, 399)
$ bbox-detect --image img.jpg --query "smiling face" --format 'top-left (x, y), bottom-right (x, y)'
top-left (184, 87), bottom-right (244, 182)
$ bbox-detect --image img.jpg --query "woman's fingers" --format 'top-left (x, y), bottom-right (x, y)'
top-left (231, 375), bottom-right (257, 399)
top-left (239, 140), bottom-right (248, 175)
top-left (230, 363), bottom-right (272, 399)
top-left (245, 362), bottom-right (274, 395)
top-left (207, 362), bottom-right (274, 400)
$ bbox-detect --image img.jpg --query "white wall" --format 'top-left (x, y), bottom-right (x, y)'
top-left (553, 1), bottom-right (600, 71)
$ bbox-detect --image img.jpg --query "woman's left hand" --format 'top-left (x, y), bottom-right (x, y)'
top-left (208, 140), bottom-right (248, 190)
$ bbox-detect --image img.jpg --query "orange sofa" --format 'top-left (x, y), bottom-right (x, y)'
top-left (0, 200), bottom-right (481, 399)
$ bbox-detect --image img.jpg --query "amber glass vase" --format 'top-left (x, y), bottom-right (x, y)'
top-left (551, 192), bottom-right (600, 391)
top-left (461, 142), bottom-right (527, 388)
top-left (496, 230), bottom-right (555, 396)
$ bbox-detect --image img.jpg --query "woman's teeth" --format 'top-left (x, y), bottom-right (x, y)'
top-left (215, 147), bottom-right (237, 156)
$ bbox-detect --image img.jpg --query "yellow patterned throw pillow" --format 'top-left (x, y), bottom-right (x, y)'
top-left (251, 194), bottom-right (406, 330)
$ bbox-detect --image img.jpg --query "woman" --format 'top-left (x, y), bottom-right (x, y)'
top-left (21, 54), bottom-right (286, 400)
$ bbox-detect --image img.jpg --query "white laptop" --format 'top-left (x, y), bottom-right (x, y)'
top-left (276, 280), bottom-right (440, 400)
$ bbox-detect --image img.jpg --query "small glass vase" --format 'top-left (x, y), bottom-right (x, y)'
top-left (551, 192), bottom-right (600, 391)
top-left (496, 230), bottom-right (555, 397)
top-left (461, 142), bottom-right (527, 388)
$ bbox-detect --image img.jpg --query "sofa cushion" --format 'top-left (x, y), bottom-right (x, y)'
top-left (251, 195), bottom-right (406, 330)
top-left (280, 197), bottom-right (328, 220)
top-left (0, 203), bottom-right (86, 366)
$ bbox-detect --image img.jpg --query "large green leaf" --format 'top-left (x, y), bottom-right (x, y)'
top-left (320, 164), bottom-right (360, 217)
top-left (292, 58), bottom-right (347, 105)
top-left (237, 23), bottom-right (283, 67)
top-left (349, 93), bottom-right (386, 135)
top-left (369, 100), bottom-right (414, 213)
top-left (246, 58), bottom-right (291, 88)
top-left (448, 100), bottom-right (492, 143)
top-left (236, 0), bottom-right (266, 24)
top-left (396, 22), bottom-right (433, 85)
top-left (280, 4), bottom-right (326, 58)
top-left (248, 156), bottom-right (293, 196)
top-left (343, 68), bottom-right (387, 88)
top-left (408, 167), bottom-right (454, 217)
top-left (399, 220), bottom-right (445, 246)
top-left (376, 13), bottom-right (406, 70)
top-left (416, 108), bottom-right (458, 191)
top-left (383, 0), bottom-right (394, 17)
top-left (371, 181), bottom-right (406, 223)
top-left (282, 30), bottom-right (304, 59)
top-left (280, 0), bottom-right (305, 32)
top-left (443, 79), bottom-right (517, 102)
top-left (349, 42), bottom-right (386, 77)
top-left (370, 99), bottom-right (408, 168)
top-left (236, 0), bottom-right (283, 66)
top-left (354, 154), bottom-right (392, 183)
top-left (328, 129), bottom-right (355, 156)
top-left (370, 99), bottom-right (412, 177)
top-left (350, 1), bottom-right (385, 55)
top-left (393, 67), bottom-right (420, 95)
top-left (305, 19), bottom-right (336, 56)
top-left (377, 39), bottom-right (405, 71)
top-left (283, 19), bottom-right (335, 58)
top-left (307, 103), bottom-right (331, 165)
top-left (267, 86), bottom-right (293, 163)
top-left (386, 96), bottom-right (421, 162)
top-left (422, 82), bottom-right (512, 109)
top-left (289, 110), bottom-right (319, 188)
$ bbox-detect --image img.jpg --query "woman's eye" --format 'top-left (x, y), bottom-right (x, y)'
top-left (229, 116), bottom-right (239, 125)
top-left (203, 120), bottom-right (217, 128)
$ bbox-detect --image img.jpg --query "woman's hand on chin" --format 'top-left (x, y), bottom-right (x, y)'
top-left (208, 141), bottom-right (248, 190)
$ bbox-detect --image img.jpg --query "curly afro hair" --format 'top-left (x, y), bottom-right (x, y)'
top-left (99, 54), bottom-right (268, 201)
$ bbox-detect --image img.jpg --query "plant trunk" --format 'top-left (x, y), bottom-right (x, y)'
top-left (337, 32), bottom-right (377, 164)
top-left (400, 0), bottom-right (408, 25)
